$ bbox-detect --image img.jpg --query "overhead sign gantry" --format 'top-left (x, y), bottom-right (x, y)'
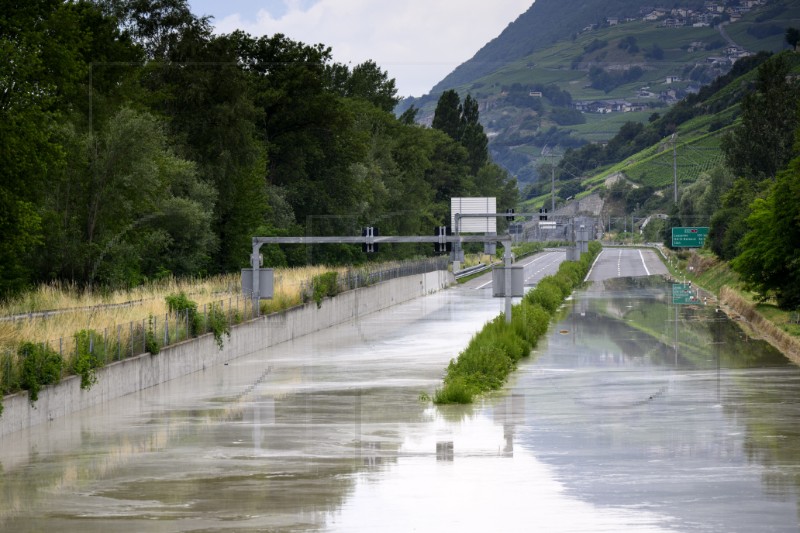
top-left (244, 231), bottom-right (516, 323)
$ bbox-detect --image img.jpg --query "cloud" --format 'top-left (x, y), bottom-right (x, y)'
top-left (211, 0), bottom-right (532, 97)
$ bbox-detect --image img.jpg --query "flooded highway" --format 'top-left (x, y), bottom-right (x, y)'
top-left (1, 263), bottom-right (799, 531)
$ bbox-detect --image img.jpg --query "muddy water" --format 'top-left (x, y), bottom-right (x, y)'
top-left (1, 278), bottom-right (799, 532)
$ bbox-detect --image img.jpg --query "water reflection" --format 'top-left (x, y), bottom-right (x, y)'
top-left (1, 278), bottom-right (800, 531)
top-left (517, 277), bottom-right (800, 532)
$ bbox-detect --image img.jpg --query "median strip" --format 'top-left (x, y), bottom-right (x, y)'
top-left (431, 242), bottom-right (602, 404)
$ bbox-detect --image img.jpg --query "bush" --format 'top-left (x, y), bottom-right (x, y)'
top-left (433, 376), bottom-right (476, 404)
top-left (207, 303), bottom-right (231, 350)
top-left (311, 272), bottom-right (339, 308)
top-left (525, 282), bottom-right (562, 314)
top-left (512, 301), bottom-right (550, 347)
top-left (432, 243), bottom-right (602, 404)
top-left (19, 342), bottom-right (63, 404)
top-left (146, 315), bottom-right (160, 355)
top-left (72, 330), bottom-right (104, 390)
top-left (165, 291), bottom-right (200, 336)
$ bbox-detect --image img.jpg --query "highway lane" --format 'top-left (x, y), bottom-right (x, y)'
top-left (586, 247), bottom-right (668, 282)
top-left (4, 244), bottom-right (799, 532)
top-left (460, 250), bottom-right (567, 291)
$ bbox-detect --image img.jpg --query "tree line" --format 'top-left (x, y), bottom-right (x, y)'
top-left (0, 0), bottom-right (518, 298)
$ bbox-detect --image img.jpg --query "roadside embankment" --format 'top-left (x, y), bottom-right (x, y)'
top-left (719, 286), bottom-right (800, 365)
top-left (0, 270), bottom-right (453, 437)
top-left (649, 246), bottom-right (800, 364)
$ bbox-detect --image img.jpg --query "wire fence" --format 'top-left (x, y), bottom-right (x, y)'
top-left (300, 256), bottom-right (450, 297)
top-left (0, 295), bottom-right (255, 395)
top-left (1, 257), bottom-right (450, 398)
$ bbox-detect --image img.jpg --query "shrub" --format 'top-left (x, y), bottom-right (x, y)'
top-left (19, 342), bottom-right (63, 404)
top-left (512, 301), bottom-right (550, 347)
top-left (165, 291), bottom-right (200, 336)
top-left (206, 303), bottom-right (231, 350)
top-left (525, 282), bottom-right (562, 314)
top-left (433, 376), bottom-right (475, 404)
top-left (72, 330), bottom-right (104, 390)
top-left (311, 272), bottom-right (339, 308)
top-left (146, 315), bottom-right (160, 355)
top-left (432, 243), bottom-right (603, 404)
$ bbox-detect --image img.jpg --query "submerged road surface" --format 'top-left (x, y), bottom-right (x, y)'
top-left (2, 249), bottom-right (799, 532)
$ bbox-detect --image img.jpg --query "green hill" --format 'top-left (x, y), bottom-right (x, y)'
top-left (400, 0), bottom-right (800, 188)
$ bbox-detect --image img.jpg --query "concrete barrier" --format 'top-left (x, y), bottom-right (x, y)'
top-left (0, 270), bottom-right (453, 437)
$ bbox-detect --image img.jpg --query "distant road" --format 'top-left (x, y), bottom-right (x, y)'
top-left (585, 247), bottom-right (668, 282)
top-left (459, 250), bottom-right (566, 290)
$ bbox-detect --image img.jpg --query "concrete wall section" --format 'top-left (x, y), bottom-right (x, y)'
top-left (0, 270), bottom-right (454, 437)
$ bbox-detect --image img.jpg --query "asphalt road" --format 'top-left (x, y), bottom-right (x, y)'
top-left (585, 247), bottom-right (668, 282)
top-left (459, 249), bottom-right (567, 290)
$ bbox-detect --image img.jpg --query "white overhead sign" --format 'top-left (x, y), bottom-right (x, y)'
top-left (451, 197), bottom-right (497, 233)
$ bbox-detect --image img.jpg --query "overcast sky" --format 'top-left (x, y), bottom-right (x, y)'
top-left (187, 0), bottom-right (533, 98)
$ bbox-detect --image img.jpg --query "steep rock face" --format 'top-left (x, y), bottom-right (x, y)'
top-left (554, 193), bottom-right (604, 217)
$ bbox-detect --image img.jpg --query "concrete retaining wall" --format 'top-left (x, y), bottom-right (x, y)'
top-left (0, 270), bottom-right (453, 437)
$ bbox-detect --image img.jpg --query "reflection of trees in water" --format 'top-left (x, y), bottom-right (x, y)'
top-left (0, 384), bottom-right (431, 529)
top-left (576, 279), bottom-right (800, 512)
top-left (580, 279), bottom-right (788, 369)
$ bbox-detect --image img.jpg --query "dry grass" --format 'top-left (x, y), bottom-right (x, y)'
top-left (0, 267), bottom-right (345, 351)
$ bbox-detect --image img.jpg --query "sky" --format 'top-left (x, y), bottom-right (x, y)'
top-left (187, 0), bottom-right (533, 98)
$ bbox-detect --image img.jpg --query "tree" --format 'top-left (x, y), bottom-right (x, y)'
top-left (0, 0), bottom-right (97, 296)
top-left (787, 27), bottom-right (800, 51)
top-left (731, 152), bottom-right (800, 308)
top-left (460, 95), bottom-right (489, 174)
top-left (45, 107), bottom-right (217, 286)
top-left (327, 60), bottom-right (399, 113)
top-left (722, 54), bottom-right (799, 181)
top-left (432, 91), bottom-right (489, 175)
top-left (432, 90), bottom-right (462, 140)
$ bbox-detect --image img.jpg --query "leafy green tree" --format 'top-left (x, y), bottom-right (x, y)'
top-left (731, 152), bottom-right (800, 308)
top-left (147, 29), bottom-right (270, 272)
top-left (787, 27), bottom-right (799, 51)
top-left (432, 89), bottom-right (462, 141)
top-left (460, 95), bottom-right (489, 174)
top-left (708, 178), bottom-right (765, 260)
top-left (722, 54), bottom-right (799, 181)
top-left (0, 0), bottom-right (97, 296)
top-left (46, 107), bottom-right (216, 286)
top-left (326, 59), bottom-right (399, 113)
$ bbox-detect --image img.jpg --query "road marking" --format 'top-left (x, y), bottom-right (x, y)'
top-left (475, 279), bottom-right (493, 289)
top-left (474, 251), bottom-right (566, 289)
top-left (584, 250), bottom-right (604, 281)
top-left (638, 249), bottom-right (651, 276)
top-left (525, 253), bottom-right (562, 282)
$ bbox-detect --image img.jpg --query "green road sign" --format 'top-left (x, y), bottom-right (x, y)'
top-left (672, 283), bottom-right (696, 305)
top-left (672, 227), bottom-right (709, 248)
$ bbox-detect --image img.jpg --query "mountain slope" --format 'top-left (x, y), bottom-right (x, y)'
top-left (403, 0), bottom-right (800, 190)
top-left (430, 0), bottom-right (695, 94)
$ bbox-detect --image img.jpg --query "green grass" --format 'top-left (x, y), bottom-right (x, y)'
top-left (756, 304), bottom-right (800, 337)
top-left (433, 242), bottom-right (601, 404)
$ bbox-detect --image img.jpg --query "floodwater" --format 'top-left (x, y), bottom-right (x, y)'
top-left (1, 277), bottom-right (799, 532)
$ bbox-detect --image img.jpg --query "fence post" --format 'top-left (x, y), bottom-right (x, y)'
top-left (142, 318), bottom-right (146, 354)
top-left (129, 321), bottom-right (134, 357)
top-left (117, 325), bottom-right (121, 361)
